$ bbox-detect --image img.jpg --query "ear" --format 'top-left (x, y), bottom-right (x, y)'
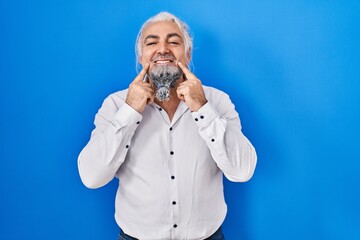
top-left (186, 49), bottom-right (192, 64)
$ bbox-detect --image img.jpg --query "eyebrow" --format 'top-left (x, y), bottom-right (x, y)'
top-left (143, 33), bottom-right (182, 42)
top-left (167, 33), bottom-right (182, 39)
top-left (144, 34), bottom-right (159, 42)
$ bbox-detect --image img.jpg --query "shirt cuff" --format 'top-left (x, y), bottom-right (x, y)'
top-left (190, 102), bottom-right (219, 128)
top-left (112, 103), bottom-right (143, 130)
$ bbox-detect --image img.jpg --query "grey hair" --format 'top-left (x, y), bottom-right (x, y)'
top-left (135, 12), bottom-right (193, 72)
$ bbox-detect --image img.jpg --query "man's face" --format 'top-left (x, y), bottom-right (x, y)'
top-left (140, 21), bottom-right (190, 101)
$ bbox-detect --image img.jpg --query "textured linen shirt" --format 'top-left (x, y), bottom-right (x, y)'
top-left (78, 86), bottom-right (257, 240)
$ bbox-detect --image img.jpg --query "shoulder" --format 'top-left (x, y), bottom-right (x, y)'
top-left (203, 85), bottom-right (237, 117)
top-left (102, 89), bottom-right (129, 107)
top-left (203, 85), bottom-right (230, 102)
top-left (97, 89), bottom-right (129, 113)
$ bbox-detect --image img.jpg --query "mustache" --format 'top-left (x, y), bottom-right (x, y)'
top-left (151, 54), bottom-right (176, 62)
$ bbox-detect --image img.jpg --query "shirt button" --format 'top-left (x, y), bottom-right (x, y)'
top-left (158, 108), bottom-right (162, 111)
top-left (211, 139), bottom-right (215, 142)
top-left (172, 201), bottom-right (176, 205)
top-left (170, 151), bottom-right (174, 155)
top-left (125, 145), bottom-right (129, 148)
top-left (200, 115), bottom-right (204, 119)
top-left (173, 224), bottom-right (177, 228)
top-left (195, 118), bottom-right (198, 121)
top-left (136, 121), bottom-right (140, 124)
top-left (169, 127), bottom-right (173, 131)
top-left (171, 176), bottom-right (175, 180)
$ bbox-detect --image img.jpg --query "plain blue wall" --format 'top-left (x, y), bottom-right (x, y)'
top-left (1, 0), bottom-right (359, 239)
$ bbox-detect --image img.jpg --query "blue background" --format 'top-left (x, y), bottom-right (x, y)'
top-left (1, 0), bottom-right (359, 239)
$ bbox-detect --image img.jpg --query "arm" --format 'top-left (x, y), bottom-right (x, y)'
top-left (78, 63), bottom-right (153, 189)
top-left (78, 98), bottom-right (142, 189)
top-left (176, 61), bottom-right (257, 182)
top-left (191, 93), bottom-right (257, 182)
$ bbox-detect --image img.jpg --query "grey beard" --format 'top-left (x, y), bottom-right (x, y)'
top-left (149, 65), bottom-right (181, 101)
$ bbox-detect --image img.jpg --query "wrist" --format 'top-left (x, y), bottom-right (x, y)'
top-left (190, 99), bottom-right (208, 112)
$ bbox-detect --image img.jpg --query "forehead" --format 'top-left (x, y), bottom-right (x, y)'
top-left (141, 21), bottom-right (183, 40)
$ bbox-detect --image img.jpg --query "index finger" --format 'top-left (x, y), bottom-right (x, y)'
top-left (135, 63), bottom-right (149, 82)
top-left (177, 61), bottom-right (196, 79)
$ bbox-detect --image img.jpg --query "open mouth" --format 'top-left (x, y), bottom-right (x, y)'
top-left (154, 59), bottom-right (175, 64)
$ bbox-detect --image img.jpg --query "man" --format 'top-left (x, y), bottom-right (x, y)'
top-left (78, 12), bottom-right (257, 240)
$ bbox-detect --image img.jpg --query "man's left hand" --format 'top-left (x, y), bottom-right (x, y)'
top-left (177, 61), bottom-right (207, 112)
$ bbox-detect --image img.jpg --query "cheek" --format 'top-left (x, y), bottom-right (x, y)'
top-left (140, 50), bottom-right (154, 63)
top-left (178, 54), bottom-right (189, 64)
top-left (175, 50), bottom-right (188, 62)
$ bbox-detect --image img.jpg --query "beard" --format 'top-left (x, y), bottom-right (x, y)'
top-left (149, 64), bottom-right (182, 101)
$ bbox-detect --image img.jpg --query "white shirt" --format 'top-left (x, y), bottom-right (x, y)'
top-left (78, 86), bottom-right (257, 240)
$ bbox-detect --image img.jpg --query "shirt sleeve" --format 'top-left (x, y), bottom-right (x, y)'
top-left (191, 93), bottom-right (257, 182)
top-left (78, 95), bottom-right (142, 189)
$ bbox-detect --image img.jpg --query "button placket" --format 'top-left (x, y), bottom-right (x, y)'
top-left (168, 123), bottom-right (179, 234)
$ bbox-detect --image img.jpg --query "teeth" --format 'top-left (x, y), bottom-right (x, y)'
top-left (156, 60), bottom-right (171, 64)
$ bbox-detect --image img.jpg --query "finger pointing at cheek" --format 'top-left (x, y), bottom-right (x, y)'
top-left (125, 63), bottom-right (154, 113)
top-left (177, 61), bottom-right (196, 81)
top-left (176, 62), bottom-right (207, 111)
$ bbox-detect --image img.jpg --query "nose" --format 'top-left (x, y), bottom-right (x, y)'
top-left (157, 41), bottom-right (170, 54)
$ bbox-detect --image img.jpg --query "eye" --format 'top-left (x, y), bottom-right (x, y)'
top-left (146, 42), bottom-right (157, 46)
top-left (169, 42), bottom-right (179, 45)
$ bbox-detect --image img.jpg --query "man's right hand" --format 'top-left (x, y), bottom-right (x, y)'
top-left (125, 63), bottom-right (154, 113)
